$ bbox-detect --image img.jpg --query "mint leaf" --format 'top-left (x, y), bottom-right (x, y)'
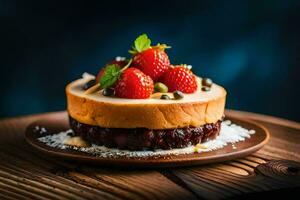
top-left (99, 59), bottom-right (132, 89)
top-left (99, 64), bottom-right (122, 89)
top-left (134, 34), bottom-right (151, 52)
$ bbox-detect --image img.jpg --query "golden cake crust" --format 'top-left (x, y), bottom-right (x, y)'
top-left (66, 76), bottom-right (226, 129)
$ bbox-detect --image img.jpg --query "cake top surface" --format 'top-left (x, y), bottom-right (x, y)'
top-left (67, 74), bottom-right (226, 105)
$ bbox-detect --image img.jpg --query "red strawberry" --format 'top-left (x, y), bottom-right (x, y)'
top-left (109, 59), bottom-right (128, 67)
top-left (161, 66), bottom-right (197, 93)
top-left (130, 34), bottom-right (170, 81)
top-left (133, 48), bottom-right (170, 81)
top-left (96, 58), bottom-right (128, 83)
top-left (114, 68), bottom-right (154, 99)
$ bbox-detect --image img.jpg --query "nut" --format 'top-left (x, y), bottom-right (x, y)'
top-left (201, 86), bottom-right (210, 92)
top-left (102, 88), bottom-right (115, 96)
top-left (154, 82), bottom-right (168, 93)
top-left (83, 79), bottom-right (96, 90)
top-left (202, 78), bottom-right (213, 87)
top-left (160, 94), bottom-right (171, 100)
top-left (173, 90), bottom-right (184, 100)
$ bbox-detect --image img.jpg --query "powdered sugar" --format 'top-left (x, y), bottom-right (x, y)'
top-left (37, 120), bottom-right (255, 158)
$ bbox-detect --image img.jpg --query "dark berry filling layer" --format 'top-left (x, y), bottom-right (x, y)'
top-left (69, 116), bottom-right (221, 150)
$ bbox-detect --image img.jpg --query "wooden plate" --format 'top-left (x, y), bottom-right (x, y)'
top-left (25, 113), bottom-right (269, 168)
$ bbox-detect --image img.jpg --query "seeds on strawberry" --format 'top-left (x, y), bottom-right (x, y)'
top-left (161, 66), bottom-right (197, 93)
top-left (114, 68), bottom-right (154, 99)
top-left (132, 49), bottom-right (170, 81)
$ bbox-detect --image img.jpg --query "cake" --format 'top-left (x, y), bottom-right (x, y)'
top-left (66, 34), bottom-right (226, 150)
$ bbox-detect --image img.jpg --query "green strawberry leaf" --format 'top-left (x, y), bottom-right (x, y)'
top-left (129, 34), bottom-right (171, 54)
top-left (99, 59), bottom-right (132, 89)
top-left (99, 64), bottom-right (122, 89)
top-left (134, 34), bottom-right (151, 53)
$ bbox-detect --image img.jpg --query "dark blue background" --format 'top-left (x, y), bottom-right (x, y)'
top-left (1, 0), bottom-right (299, 121)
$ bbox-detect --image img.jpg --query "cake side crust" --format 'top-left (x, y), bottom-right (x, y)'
top-left (66, 79), bottom-right (226, 129)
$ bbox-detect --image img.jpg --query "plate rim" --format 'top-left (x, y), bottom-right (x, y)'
top-left (25, 114), bottom-right (270, 167)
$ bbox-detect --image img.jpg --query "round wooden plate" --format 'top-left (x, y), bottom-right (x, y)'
top-left (25, 114), bottom-right (269, 168)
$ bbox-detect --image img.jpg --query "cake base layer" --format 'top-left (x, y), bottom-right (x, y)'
top-left (69, 116), bottom-right (221, 150)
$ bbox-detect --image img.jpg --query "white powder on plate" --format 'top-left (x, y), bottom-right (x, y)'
top-left (37, 120), bottom-right (255, 158)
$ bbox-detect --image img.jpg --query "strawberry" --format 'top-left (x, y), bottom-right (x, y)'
top-left (96, 58), bottom-right (128, 83)
top-left (129, 34), bottom-right (170, 81)
top-left (114, 68), bottom-right (154, 99)
top-left (109, 57), bottom-right (128, 67)
top-left (161, 65), bottom-right (197, 93)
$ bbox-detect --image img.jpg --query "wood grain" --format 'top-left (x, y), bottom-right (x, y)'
top-left (0, 110), bottom-right (299, 199)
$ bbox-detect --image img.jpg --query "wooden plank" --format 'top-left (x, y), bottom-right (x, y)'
top-left (0, 144), bottom-right (198, 200)
top-left (169, 159), bottom-right (300, 199)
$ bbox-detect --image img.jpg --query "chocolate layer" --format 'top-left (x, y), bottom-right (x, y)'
top-left (69, 116), bottom-right (221, 150)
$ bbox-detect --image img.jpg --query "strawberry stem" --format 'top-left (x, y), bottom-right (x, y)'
top-left (120, 58), bottom-right (132, 72)
top-left (153, 43), bottom-right (172, 50)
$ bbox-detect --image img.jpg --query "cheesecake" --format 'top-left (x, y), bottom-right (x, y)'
top-left (65, 34), bottom-right (227, 150)
top-left (66, 75), bottom-right (226, 150)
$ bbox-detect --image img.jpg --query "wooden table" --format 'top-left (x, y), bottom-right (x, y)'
top-left (0, 110), bottom-right (299, 199)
